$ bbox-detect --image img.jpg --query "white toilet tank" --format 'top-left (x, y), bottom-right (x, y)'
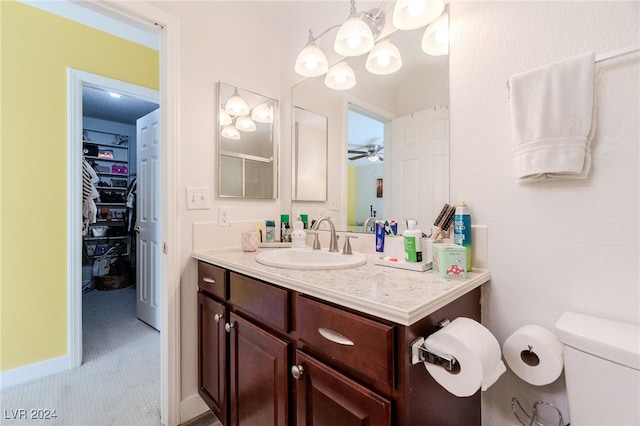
top-left (555, 312), bottom-right (640, 426)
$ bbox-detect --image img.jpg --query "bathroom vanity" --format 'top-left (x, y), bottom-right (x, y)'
top-left (193, 248), bottom-right (490, 426)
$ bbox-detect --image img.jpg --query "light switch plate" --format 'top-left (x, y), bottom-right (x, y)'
top-left (186, 187), bottom-right (210, 210)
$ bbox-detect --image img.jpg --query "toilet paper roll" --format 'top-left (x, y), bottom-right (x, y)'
top-left (423, 317), bottom-right (506, 397)
top-left (502, 324), bottom-right (563, 386)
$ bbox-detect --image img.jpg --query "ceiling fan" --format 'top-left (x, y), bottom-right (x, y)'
top-left (348, 144), bottom-right (384, 162)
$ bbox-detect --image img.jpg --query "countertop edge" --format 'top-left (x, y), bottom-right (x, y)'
top-left (193, 250), bottom-right (490, 326)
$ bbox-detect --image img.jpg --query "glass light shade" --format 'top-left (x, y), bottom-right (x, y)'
top-left (224, 91), bottom-right (249, 116)
top-left (324, 61), bottom-right (356, 91)
top-left (422, 12), bottom-right (449, 56)
top-left (392, 0), bottom-right (444, 30)
top-left (334, 16), bottom-right (375, 57)
top-left (367, 154), bottom-right (379, 162)
top-left (366, 39), bottom-right (402, 75)
top-left (235, 115), bottom-right (256, 132)
top-left (219, 111), bottom-right (232, 126)
top-left (295, 42), bottom-right (329, 77)
top-left (221, 124), bottom-right (240, 140)
top-left (251, 103), bottom-right (273, 123)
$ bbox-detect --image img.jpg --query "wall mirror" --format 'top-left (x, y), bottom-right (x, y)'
top-left (218, 81), bottom-right (278, 199)
top-left (291, 27), bottom-right (449, 232)
top-left (293, 107), bottom-right (328, 201)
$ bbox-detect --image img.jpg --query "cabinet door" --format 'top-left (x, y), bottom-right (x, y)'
top-left (228, 313), bottom-right (289, 426)
top-left (293, 350), bottom-right (392, 426)
top-left (198, 292), bottom-right (227, 423)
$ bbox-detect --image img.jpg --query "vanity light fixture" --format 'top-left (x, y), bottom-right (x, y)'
top-left (421, 12), bottom-right (449, 56)
top-left (392, 0), bottom-right (445, 30)
top-left (324, 61), bottom-right (356, 91)
top-left (221, 124), bottom-right (241, 140)
top-left (333, 4), bottom-right (377, 57)
top-left (219, 111), bottom-right (232, 126)
top-left (224, 88), bottom-right (250, 116)
top-left (365, 38), bottom-right (402, 75)
top-left (235, 115), bottom-right (257, 132)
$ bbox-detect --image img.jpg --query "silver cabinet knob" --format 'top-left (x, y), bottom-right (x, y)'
top-left (225, 322), bottom-right (234, 333)
top-left (214, 314), bottom-right (221, 323)
top-left (134, 226), bottom-right (141, 233)
top-left (291, 365), bottom-right (304, 380)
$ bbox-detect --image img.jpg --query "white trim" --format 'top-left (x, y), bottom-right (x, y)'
top-left (68, 69), bottom-right (160, 371)
top-left (0, 356), bottom-right (69, 391)
top-left (179, 393), bottom-right (210, 425)
top-left (18, 0), bottom-right (159, 50)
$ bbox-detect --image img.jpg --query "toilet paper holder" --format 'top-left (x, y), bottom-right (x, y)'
top-left (410, 319), bottom-right (458, 371)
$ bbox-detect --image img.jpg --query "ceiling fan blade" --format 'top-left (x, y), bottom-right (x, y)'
top-left (348, 150), bottom-right (366, 154)
top-left (349, 154), bottom-right (367, 160)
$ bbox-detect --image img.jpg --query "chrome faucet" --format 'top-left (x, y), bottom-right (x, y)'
top-left (311, 217), bottom-right (339, 252)
top-left (362, 216), bottom-right (377, 234)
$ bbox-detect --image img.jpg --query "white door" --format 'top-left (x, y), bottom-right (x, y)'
top-left (389, 108), bottom-right (449, 230)
top-left (136, 109), bottom-right (161, 330)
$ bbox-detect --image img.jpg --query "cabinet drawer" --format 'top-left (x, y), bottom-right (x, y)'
top-left (296, 296), bottom-right (395, 388)
top-left (229, 272), bottom-right (290, 333)
top-left (198, 262), bottom-right (227, 300)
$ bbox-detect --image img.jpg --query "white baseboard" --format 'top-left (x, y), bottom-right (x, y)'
top-left (0, 355), bottom-right (70, 391)
top-left (180, 393), bottom-right (210, 424)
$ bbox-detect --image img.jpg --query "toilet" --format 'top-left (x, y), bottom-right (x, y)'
top-left (555, 311), bottom-right (640, 425)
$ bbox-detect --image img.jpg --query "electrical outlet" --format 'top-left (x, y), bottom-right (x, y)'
top-left (186, 187), bottom-right (210, 210)
top-left (218, 206), bottom-right (230, 227)
top-left (328, 195), bottom-right (341, 211)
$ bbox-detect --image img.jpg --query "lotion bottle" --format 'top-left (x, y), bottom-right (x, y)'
top-left (291, 216), bottom-right (306, 248)
top-left (403, 220), bottom-right (423, 262)
top-left (454, 198), bottom-right (472, 271)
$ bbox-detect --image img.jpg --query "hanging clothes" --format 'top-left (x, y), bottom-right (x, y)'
top-left (82, 158), bottom-right (100, 235)
top-left (124, 178), bottom-right (137, 234)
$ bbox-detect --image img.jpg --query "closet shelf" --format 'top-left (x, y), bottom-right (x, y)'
top-left (83, 140), bottom-right (128, 148)
top-left (84, 236), bottom-right (128, 241)
top-left (84, 156), bottom-right (128, 163)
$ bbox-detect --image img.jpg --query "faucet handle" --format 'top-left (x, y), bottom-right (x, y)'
top-left (306, 230), bottom-right (321, 250)
top-left (342, 235), bottom-right (357, 255)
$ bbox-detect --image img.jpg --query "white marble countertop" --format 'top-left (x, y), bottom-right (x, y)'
top-left (193, 248), bottom-right (490, 326)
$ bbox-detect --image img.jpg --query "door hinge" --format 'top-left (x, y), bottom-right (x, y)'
top-left (163, 242), bottom-right (168, 254)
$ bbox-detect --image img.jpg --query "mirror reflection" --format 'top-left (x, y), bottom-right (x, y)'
top-left (291, 27), bottom-right (449, 232)
top-left (293, 107), bottom-right (328, 201)
top-left (218, 81), bottom-right (278, 199)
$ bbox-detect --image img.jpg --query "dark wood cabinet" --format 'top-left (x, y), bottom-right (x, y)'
top-left (198, 292), bottom-right (227, 422)
top-left (228, 313), bottom-right (290, 426)
top-left (293, 350), bottom-right (391, 426)
top-left (197, 260), bottom-right (482, 426)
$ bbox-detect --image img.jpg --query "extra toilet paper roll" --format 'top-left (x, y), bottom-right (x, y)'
top-left (423, 317), bottom-right (506, 397)
top-left (502, 324), bottom-right (563, 386)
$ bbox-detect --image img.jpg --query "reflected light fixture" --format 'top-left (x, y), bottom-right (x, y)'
top-left (422, 12), bottom-right (449, 56)
top-left (235, 115), bottom-right (256, 132)
top-left (392, 0), bottom-right (444, 30)
top-left (324, 61), bottom-right (356, 90)
top-left (219, 111), bottom-right (232, 126)
top-left (224, 88), bottom-right (249, 116)
top-left (221, 125), bottom-right (240, 140)
top-left (367, 153), bottom-right (380, 162)
top-left (366, 38), bottom-right (402, 75)
top-left (251, 102), bottom-right (273, 123)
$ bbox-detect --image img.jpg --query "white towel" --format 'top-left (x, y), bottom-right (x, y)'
top-left (509, 53), bottom-right (595, 181)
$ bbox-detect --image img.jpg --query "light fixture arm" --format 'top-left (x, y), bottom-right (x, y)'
top-left (307, 24), bottom-right (342, 44)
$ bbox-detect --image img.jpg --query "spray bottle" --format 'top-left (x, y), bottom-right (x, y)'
top-left (453, 198), bottom-right (472, 271)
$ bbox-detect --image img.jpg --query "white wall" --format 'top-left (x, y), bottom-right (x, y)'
top-left (449, 2), bottom-right (639, 424)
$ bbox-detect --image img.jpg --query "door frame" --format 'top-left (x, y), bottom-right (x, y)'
top-left (66, 2), bottom-right (180, 424)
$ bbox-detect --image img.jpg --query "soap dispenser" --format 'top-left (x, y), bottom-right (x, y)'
top-left (291, 217), bottom-right (307, 248)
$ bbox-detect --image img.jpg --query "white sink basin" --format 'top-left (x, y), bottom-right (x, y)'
top-left (255, 248), bottom-right (367, 270)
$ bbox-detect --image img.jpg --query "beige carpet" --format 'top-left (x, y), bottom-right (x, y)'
top-left (0, 287), bottom-right (160, 425)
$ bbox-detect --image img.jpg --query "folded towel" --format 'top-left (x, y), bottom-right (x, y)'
top-left (509, 53), bottom-right (595, 181)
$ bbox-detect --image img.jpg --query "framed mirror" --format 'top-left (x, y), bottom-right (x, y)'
top-left (293, 107), bottom-right (328, 201)
top-left (218, 81), bottom-right (278, 199)
top-left (291, 27), bottom-right (449, 232)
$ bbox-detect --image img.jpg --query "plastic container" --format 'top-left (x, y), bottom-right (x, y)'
top-left (291, 218), bottom-right (307, 248)
top-left (403, 220), bottom-right (423, 262)
top-left (265, 220), bottom-right (276, 243)
top-left (453, 199), bottom-right (472, 271)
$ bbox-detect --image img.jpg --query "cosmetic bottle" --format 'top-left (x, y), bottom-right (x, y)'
top-left (265, 220), bottom-right (275, 243)
top-left (291, 217), bottom-right (307, 248)
top-left (454, 199), bottom-right (472, 271)
top-left (403, 220), bottom-right (423, 262)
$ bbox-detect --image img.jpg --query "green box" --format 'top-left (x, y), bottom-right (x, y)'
top-left (432, 243), bottom-right (467, 279)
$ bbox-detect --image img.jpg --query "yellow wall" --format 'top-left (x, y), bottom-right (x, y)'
top-left (0, 1), bottom-right (158, 371)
